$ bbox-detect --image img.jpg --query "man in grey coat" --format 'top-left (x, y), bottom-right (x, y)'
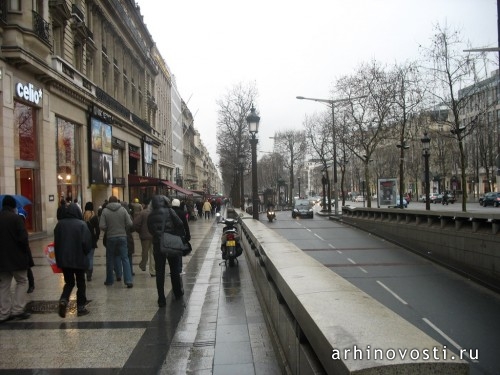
top-left (99, 196), bottom-right (133, 288)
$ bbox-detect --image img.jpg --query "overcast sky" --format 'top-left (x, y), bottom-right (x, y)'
top-left (137, 0), bottom-right (498, 165)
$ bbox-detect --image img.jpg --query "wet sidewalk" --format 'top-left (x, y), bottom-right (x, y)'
top-left (0, 210), bottom-right (281, 374)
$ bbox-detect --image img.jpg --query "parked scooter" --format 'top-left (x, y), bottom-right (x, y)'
top-left (267, 209), bottom-right (276, 222)
top-left (219, 218), bottom-right (242, 267)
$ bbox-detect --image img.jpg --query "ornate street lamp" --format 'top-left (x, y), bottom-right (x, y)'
top-left (238, 154), bottom-right (245, 211)
top-left (297, 176), bottom-right (301, 198)
top-left (247, 106), bottom-right (260, 220)
top-left (421, 132), bottom-right (431, 211)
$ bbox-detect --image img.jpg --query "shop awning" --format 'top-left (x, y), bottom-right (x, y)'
top-left (128, 174), bottom-right (160, 186)
top-left (161, 180), bottom-right (194, 196)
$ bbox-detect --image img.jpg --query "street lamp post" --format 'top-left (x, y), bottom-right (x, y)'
top-left (297, 95), bottom-right (367, 216)
top-left (321, 171), bottom-right (327, 211)
top-left (298, 176), bottom-right (301, 198)
top-left (247, 106), bottom-right (260, 220)
top-left (238, 154), bottom-right (245, 211)
top-left (421, 132), bottom-right (431, 211)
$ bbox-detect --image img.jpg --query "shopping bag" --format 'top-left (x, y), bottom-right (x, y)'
top-left (44, 242), bottom-right (63, 273)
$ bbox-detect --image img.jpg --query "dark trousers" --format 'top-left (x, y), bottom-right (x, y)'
top-left (27, 268), bottom-right (34, 288)
top-left (153, 250), bottom-right (183, 302)
top-left (60, 268), bottom-right (87, 307)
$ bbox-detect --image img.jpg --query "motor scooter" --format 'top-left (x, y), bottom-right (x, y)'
top-left (219, 218), bottom-right (242, 267)
top-left (267, 209), bottom-right (276, 222)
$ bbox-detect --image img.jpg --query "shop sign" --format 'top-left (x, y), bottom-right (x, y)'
top-left (16, 82), bottom-right (43, 105)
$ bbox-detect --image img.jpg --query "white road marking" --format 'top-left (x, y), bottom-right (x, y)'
top-left (347, 258), bottom-right (356, 264)
top-left (314, 233), bottom-right (324, 241)
top-left (328, 244), bottom-right (336, 249)
top-left (358, 267), bottom-right (368, 273)
top-left (422, 318), bottom-right (478, 363)
top-left (376, 280), bottom-right (408, 305)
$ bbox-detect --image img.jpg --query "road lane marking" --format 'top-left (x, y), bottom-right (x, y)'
top-left (358, 267), bottom-right (368, 273)
top-left (376, 280), bottom-right (408, 305)
top-left (314, 233), bottom-right (324, 241)
top-left (307, 228), bottom-right (312, 232)
top-left (347, 258), bottom-right (356, 264)
top-left (422, 318), bottom-right (478, 363)
top-left (328, 244), bottom-right (336, 249)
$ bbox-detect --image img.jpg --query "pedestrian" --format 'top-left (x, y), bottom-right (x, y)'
top-left (0, 195), bottom-right (32, 323)
top-left (196, 200), bottom-right (203, 218)
top-left (202, 199), bottom-right (212, 220)
top-left (18, 208), bottom-right (35, 293)
top-left (53, 202), bottom-right (92, 318)
top-left (130, 198), bottom-right (143, 219)
top-left (147, 195), bottom-right (186, 307)
top-left (99, 196), bottom-right (133, 288)
top-left (57, 197), bottom-right (67, 220)
top-left (121, 201), bottom-right (135, 276)
top-left (83, 202), bottom-right (100, 281)
top-left (171, 199), bottom-right (191, 275)
top-left (133, 198), bottom-right (155, 277)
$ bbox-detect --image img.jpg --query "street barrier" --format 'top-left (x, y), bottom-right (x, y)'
top-left (341, 207), bottom-right (500, 292)
top-left (237, 211), bottom-right (468, 375)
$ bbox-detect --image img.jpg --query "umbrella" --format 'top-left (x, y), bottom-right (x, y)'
top-left (0, 194), bottom-right (32, 208)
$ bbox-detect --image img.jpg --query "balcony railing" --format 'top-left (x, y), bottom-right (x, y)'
top-left (32, 11), bottom-right (51, 45)
top-left (71, 4), bottom-right (84, 23)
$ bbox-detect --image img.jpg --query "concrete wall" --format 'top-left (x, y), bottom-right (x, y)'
top-left (237, 212), bottom-right (468, 375)
top-left (341, 207), bottom-right (500, 292)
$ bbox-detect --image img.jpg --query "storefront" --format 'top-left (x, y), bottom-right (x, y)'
top-left (128, 174), bottom-right (160, 204)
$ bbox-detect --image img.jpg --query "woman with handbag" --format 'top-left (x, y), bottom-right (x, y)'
top-left (147, 195), bottom-right (186, 307)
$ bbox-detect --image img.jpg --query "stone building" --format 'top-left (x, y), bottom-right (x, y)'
top-left (0, 0), bottom-right (219, 237)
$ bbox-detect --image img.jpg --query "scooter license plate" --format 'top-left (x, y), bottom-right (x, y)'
top-left (226, 240), bottom-right (236, 246)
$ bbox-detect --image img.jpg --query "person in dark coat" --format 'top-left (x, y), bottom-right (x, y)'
top-left (54, 203), bottom-right (92, 318)
top-left (171, 199), bottom-right (191, 274)
top-left (0, 195), bottom-right (31, 323)
top-left (18, 208), bottom-right (35, 293)
top-left (147, 195), bottom-right (186, 307)
top-left (83, 202), bottom-right (100, 281)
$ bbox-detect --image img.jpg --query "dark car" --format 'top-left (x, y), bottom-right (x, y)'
top-left (481, 192), bottom-right (500, 207)
top-left (292, 199), bottom-right (314, 218)
top-left (434, 192), bottom-right (456, 204)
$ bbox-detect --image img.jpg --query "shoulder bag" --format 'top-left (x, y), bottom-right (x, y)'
top-left (160, 209), bottom-right (189, 257)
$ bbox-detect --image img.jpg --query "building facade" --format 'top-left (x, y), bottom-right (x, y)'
top-left (1, 0), bottom-right (220, 237)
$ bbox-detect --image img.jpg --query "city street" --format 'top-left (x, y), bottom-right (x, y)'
top-left (264, 208), bottom-right (500, 375)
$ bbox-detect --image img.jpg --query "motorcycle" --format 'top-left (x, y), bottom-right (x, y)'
top-left (219, 217), bottom-right (243, 267)
top-left (267, 209), bottom-right (276, 222)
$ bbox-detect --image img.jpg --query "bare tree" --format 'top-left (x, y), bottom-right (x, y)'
top-left (336, 60), bottom-right (395, 207)
top-left (390, 61), bottom-right (426, 207)
top-left (273, 130), bottom-right (307, 206)
top-left (420, 23), bottom-right (492, 211)
top-left (303, 112), bottom-right (332, 208)
top-left (216, 82), bottom-right (257, 204)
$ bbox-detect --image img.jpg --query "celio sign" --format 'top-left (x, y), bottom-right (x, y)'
top-left (16, 82), bottom-right (43, 105)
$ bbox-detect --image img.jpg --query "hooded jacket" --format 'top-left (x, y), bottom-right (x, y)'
top-left (54, 203), bottom-right (92, 270)
top-left (147, 195), bottom-right (185, 247)
top-left (99, 201), bottom-right (133, 238)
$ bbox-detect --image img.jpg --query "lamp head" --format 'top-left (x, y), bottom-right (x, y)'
top-left (246, 105), bottom-right (260, 135)
top-left (420, 132), bottom-right (431, 151)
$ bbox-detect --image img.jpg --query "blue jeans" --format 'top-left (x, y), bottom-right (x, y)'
top-left (87, 248), bottom-right (95, 271)
top-left (105, 236), bottom-right (133, 285)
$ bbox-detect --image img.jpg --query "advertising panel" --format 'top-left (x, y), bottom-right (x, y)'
top-left (89, 117), bottom-right (113, 184)
top-left (378, 178), bottom-right (397, 206)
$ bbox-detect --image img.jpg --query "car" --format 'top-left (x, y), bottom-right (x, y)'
top-left (435, 192), bottom-right (456, 204)
top-left (481, 192), bottom-right (500, 207)
top-left (354, 195), bottom-right (365, 202)
top-left (292, 198), bottom-right (314, 218)
top-left (428, 193), bottom-right (440, 203)
top-left (396, 198), bottom-right (408, 208)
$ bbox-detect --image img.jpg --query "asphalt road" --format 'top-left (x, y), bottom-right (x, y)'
top-left (264, 207), bottom-right (500, 375)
